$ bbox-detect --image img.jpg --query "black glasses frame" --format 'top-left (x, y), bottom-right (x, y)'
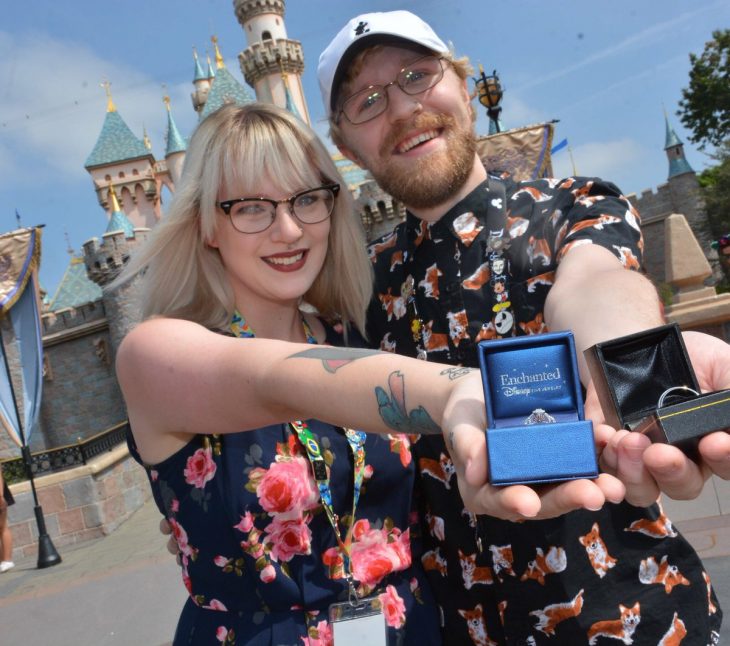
top-left (216, 183), bottom-right (340, 234)
top-left (338, 55), bottom-right (446, 125)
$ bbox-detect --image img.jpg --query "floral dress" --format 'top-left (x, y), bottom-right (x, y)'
top-left (129, 323), bottom-right (441, 646)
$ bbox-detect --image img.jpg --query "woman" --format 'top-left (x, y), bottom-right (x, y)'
top-left (115, 103), bottom-right (485, 645)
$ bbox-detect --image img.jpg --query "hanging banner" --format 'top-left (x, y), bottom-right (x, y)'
top-left (476, 122), bottom-right (555, 182)
top-left (0, 228), bottom-right (44, 446)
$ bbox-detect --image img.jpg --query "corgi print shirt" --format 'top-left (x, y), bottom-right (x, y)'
top-left (366, 175), bottom-right (722, 645)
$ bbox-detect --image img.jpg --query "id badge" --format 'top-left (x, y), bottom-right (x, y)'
top-left (329, 597), bottom-right (387, 646)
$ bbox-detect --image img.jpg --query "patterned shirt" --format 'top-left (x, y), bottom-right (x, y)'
top-left (366, 175), bottom-right (722, 645)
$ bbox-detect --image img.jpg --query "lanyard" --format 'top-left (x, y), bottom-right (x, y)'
top-left (229, 310), bottom-right (368, 600)
top-left (290, 420), bottom-right (367, 602)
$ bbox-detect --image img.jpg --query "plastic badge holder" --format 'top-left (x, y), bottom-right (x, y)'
top-left (585, 323), bottom-right (730, 457)
top-left (477, 331), bottom-right (598, 486)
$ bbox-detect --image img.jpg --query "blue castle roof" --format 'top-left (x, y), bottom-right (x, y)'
top-left (200, 66), bottom-right (254, 120)
top-left (49, 256), bottom-right (103, 311)
top-left (664, 115), bottom-right (694, 178)
top-left (165, 104), bottom-right (187, 156)
top-left (85, 109), bottom-right (151, 169)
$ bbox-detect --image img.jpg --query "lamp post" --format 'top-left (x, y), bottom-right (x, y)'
top-left (475, 64), bottom-right (504, 133)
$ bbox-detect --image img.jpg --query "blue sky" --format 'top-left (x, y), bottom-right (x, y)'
top-left (2, 0), bottom-right (728, 298)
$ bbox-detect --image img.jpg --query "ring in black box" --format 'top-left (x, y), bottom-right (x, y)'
top-left (477, 331), bottom-right (598, 486)
top-left (584, 323), bottom-right (730, 457)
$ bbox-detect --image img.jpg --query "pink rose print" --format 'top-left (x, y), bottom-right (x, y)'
top-left (301, 620), bottom-right (333, 646)
top-left (257, 457), bottom-right (319, 515)
top-left (170, 499), bottom-right (180, 513)
top-left (204, 599), bottom-right (228, 611)
top-left (216, 625), bottom-right (235, 643)
top-left (214, 555), bottom-right (229, 568)
top-left (233, 512), bottom-right (254, 533)
top-left (184, 447), bottom-right (217, 489)
top-left (150, 469), bottom-right (159, 482)
top-left (379, 585), bottom-right (406, 629)
top-left (349, 520), bottom-right (411, 588)
top-left (168, 518), bottom-right (197, 558)
top-left (260, 563), bottom-right (276, 583)
top-left (264, 516), bottom-right (312, 562)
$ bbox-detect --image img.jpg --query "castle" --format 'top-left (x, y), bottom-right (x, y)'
top-left (0, 1), bottom-right (721, 558)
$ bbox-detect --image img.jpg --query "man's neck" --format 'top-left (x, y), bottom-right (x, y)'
top-left (405, 154), bottom-right (487, 223)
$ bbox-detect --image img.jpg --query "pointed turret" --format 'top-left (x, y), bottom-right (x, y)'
top-left (85, 82), bottom-right (151, 169)
top-left (281, 68), bottom-right (302, 121)
top-left (664, 112), bottom-right (694, 179)
top-left (105, 182), bottom-right (136, 237)
top-left (85, 81), bottom-right (161, 229)
top-left (206, 52), bottom-right (216, 80)
top-left (199, 36), bottom-right (254, 121)
top-left (164, 96), bottom-right (187, 184)
top-left (192, 47), bottom-right (213, 115)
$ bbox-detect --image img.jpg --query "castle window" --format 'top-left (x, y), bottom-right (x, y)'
top-left (262, 30), bottom-right (272, 40)
top-left (132, 169), bottom-right (139, 176)
top-left (105, 174), bottom-right (111, 181)
top-left (119, 171), bottom-right (125, 178)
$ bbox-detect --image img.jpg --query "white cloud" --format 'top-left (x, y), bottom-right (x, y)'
top-left (551, 138), bottom-right (651, 191)
top-left (0, 30), bottom-right (197, 186)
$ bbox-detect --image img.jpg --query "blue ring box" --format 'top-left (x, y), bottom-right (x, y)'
top-left (477, 331), bottom-right (598, 486)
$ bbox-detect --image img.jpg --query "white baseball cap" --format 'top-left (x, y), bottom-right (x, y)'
top-left (318, 10), bottom-right (448, 118)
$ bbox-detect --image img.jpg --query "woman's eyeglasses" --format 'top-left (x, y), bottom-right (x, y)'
top-left (217, 183), bottom-right (340, 234)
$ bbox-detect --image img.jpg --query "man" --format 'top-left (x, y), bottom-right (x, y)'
top-left (318, 10), bottom-right (727, 644)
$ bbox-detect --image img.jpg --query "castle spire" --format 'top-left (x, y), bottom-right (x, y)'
top-left (664, 110), bottom-right (694, 179)
top-left (212, 35), bottom-right (225, 69)
top-left (101, 80), bottom-right (116, 113)
top-left (106, 181), bottom-right (136, 237)
top-left (192, 46), bottom-right (206, 82)
top-left (163, 95), bottom-right (186, 157)
top-left (142, 125), bottom-right (152, 150)
top-left (206, 52), bottom-right (216, 79)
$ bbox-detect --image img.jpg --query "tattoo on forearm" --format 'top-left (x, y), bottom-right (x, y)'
top-left (289, 347), bottom-right (381, 373)
top-left (375, 370), bottom-right (441, 435)
top-left (440, 367), bottom-right (475, 381)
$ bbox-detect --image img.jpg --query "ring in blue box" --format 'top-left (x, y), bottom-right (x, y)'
top-left (477, 331), bottom-right (598, 486)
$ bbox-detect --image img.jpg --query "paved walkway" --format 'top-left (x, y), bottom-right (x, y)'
top-left (0, 499), bottom-right (727, 644)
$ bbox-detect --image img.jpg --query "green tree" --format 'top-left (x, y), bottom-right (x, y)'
top-left (699, 141), bottom-right (730, 292)
top-left (678, 29), bottom-right (730, 149)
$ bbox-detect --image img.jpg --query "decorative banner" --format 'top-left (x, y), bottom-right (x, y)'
top-left (476, 122), bottom-right (555, 182)
top-left (0, 227), bottom-right (44, 446)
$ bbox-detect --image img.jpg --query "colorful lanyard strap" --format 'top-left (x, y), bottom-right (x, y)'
top-left (229, 310), bottom-right (368, 601)
top-left (290, 420), bottom-right (367, 602)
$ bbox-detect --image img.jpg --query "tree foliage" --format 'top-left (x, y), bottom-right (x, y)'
top-left (678, 30), bottom-right (730, 149)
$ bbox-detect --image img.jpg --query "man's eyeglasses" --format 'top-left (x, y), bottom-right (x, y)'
top-left (338, 55), bottom-right (446, 125)
top-left (217, 183), bottom-right (340, 234)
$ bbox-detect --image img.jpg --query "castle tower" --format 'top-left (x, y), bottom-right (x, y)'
top-left (163, 96), bottom-right (187, 185)
top-left (191, 47), bottom-right (213, 115)
top-left (85, 82), bottom-right (161, 229)
top-left (199, 37), bottom-right (255, 121)
top-left (233, 0), bottom-right (310, 123)
top-left (665, 113), bottom-right (694, 179)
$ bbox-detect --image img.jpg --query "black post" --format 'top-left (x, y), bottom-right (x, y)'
top-left (0, 322), bottom-right (61, 569)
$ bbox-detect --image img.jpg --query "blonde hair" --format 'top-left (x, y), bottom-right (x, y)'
top-left (113, 102), bottom-right (373, 335)
top-left (329, 46), bottom-right (474, 149)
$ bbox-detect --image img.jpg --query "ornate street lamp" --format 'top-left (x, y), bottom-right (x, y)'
top-left (475, 64), bottom-right (503, 133)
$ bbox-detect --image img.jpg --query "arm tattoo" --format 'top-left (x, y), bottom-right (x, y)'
top-left (288, 347), bottom-right (381, 373)
top-left (440, 366), bottom-right (475, 381)
top-left (375, 370), bottom-right (441, 435)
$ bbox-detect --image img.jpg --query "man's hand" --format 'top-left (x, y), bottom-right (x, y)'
top-left (442, 372), bottom-right (626, 521)
top-left (591, 331), bottom-right (730, 506)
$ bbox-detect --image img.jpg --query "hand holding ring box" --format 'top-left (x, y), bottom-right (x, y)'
top-left (585, 323), bottom-right (730, 458)
top-left (477, 331), bottom-right (598, 486)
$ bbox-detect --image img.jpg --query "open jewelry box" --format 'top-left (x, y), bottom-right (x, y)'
top-left (585, 323), bottom-right (730, 457)
top-left (477, 331), bottom-right (598, 486)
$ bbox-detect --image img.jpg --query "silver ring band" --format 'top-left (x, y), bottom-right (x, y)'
top-left (657, 385), bottom-right (700, 408)
top-left (524, 408), bottom-right (557, 425)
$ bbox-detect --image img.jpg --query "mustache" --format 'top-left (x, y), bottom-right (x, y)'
top-left (379, 112), bottom-right (456, 157)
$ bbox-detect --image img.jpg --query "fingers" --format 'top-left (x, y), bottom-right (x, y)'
top-left (609, 431), bottom-right (660, 507)
top-left (641, 443), bottom-right (707, 500)
top-left (697, 431), bottom-right (730, 480)
top-left (159, 517), bottom-right (172, 535)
